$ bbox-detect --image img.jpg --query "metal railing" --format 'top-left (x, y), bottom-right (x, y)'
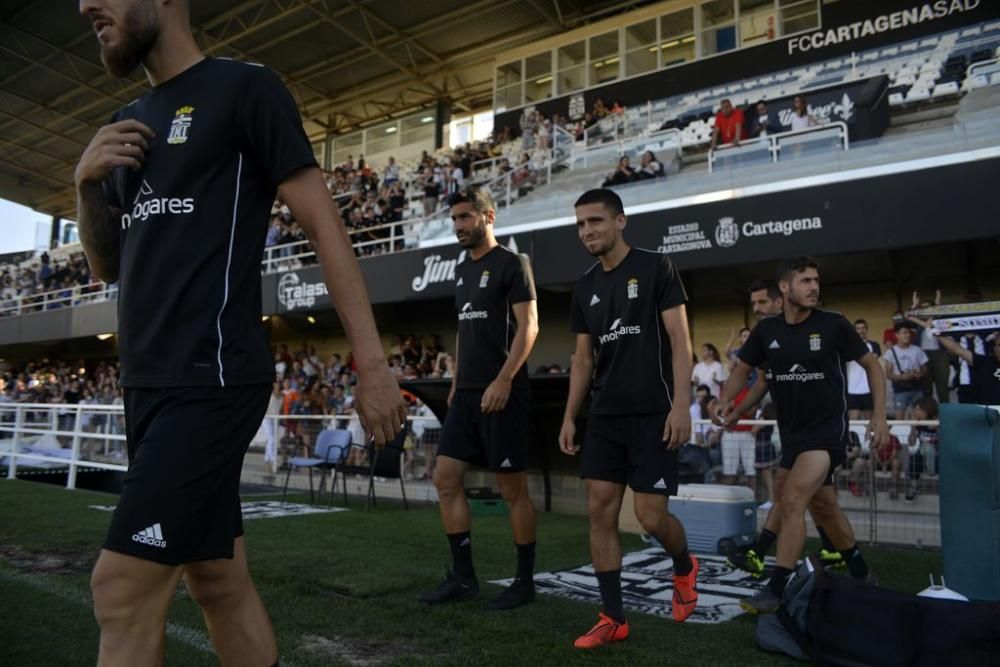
top-left (0, 402), bottom-right (442, 481)
top-left (568, 127), bottom-right (683, 171)
top-left (708, 121), bottom-right (849, 173)
top-left (2, 402), bottom-right (944, 547)
top-left (967, 57), bottom-right (1000, 89)
top-left (0, 282), bottom-right (117, 317)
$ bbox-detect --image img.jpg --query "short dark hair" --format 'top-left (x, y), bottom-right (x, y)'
top-left (448, 185), bottom-right (494, 213)
top-left (696, 384), bottom-right (712, 394)
top-left (756, 99), bottom-right (767, 107)
top-left (574, 188), bottom-right (624, 217)
top-left (748, 278), bottom-right (781, 300)
top-left (854, 318), bottom-right (868, 327)
top-left (776, 256), bottom-right (819, 283)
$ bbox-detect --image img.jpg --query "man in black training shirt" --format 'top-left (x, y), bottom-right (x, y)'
top-left (936, 331), bottom-right (1000, 405)
top-left (559, 189), bottom-right (698, 649)
top-left (721, 257), bottom-right (890, 614)
top-left (725, 280), bottom-right (857, 579)
top-left (419, 186), bottom-right (540, 610)
top-left (76, 2), bottom-right (406, 665)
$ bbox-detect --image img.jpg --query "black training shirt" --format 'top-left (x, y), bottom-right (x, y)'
top-left (102, 58), bottom-right (316, 387)
top-left (740, 309), bottom-right (870, 448)
top-left (971, 354), bottom-right (1000, 405)
top-left (571, 248), bottom-right (687, 415)
top-left (454, 245), bottom-right (536, 391)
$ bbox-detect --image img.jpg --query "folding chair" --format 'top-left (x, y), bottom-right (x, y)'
top-left (282, 428), bottom-right (351, 506)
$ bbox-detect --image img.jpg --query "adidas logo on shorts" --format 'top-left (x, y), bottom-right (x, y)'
top-left (590, 294), bottom-right (600, 306)
top-left (132, 523), bottom-right (167, 549)
top-left (500, 458), bottom-right (512, 468)
top-left (769, 339), bottom-right (781, 349)
top-left (653, 478), bottom-right (667, 490)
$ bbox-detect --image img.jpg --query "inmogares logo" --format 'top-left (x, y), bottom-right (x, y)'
top-left (120, 180), bottom-right (194, 230)
top-left (598, 318), bottom-right (641, 344)
top-left (774, 364), bottom-right (826, 383)
top-left (458, 302), bottom-right (488, 321)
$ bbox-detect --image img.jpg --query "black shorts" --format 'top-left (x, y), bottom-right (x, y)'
top-left (779, 443), bottom-right (846, 487)
top-left (438, 388), bottom-right (532, 473)
top-left (103, 383), bottom-right (270, 565)
top-left (846, 393), bottom-right (873, 412)
top-left (580, 413), bottom-right (678, 495)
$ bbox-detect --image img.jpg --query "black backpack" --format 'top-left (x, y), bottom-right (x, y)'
top-left (757, 558), bottom-right (1000, 666)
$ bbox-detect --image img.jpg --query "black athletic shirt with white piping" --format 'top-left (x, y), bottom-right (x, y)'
top-left (739, 309), bottom-right (870, 448)
top-left (570, 248), bottom-right (687, 415)
top-left (454, 245), bottom-right (536, 392)
top-left (102, 58), bottom-right (316, 387)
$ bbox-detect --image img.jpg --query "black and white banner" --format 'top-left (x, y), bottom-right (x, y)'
top-left (492, 549), bottom-right (773, 625)
top-left (909, 301), bottom-right (1000, 336)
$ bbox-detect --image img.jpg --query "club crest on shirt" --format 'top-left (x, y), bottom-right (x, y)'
top-left (479, 271), bottom-right (490, 288)
top-left (167, 105), bottom-right (194, 145)
top-left (627, 278), bottom-right (639, 299)
top-left (809, 333), bottom-right (822, 351)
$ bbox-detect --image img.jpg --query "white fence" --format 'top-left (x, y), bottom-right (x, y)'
top-left (708, 121), bottom-right (849, 173)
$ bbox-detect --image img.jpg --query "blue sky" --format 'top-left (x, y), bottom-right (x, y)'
top-left (0, 198), bottom-right (51, 254)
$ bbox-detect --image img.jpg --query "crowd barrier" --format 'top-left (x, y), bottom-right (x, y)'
top-left (0, 402), bottom-right (947, 547)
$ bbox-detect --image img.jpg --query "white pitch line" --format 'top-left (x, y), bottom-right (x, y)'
top-left (0, 566), bottom-right (214, 657)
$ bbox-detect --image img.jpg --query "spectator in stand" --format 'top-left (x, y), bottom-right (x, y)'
top-left (710, 98), bottom-right (744, 150)
top-left (954, 332), bottom-right (985, 403)
top-left (602, 155), bottom-right (637, 187)
top-left (788, 95), bottom-right (818, 132)
top-left (901, 397), bottom-right (939, 502)
top-left (692, 343), bottom-right (727, 400)
top-left (536, 114), bottom-right (551, 151)
top-left (450, 158), bottom-right (465, 187)
top-left (936, 330), bottom-right (1000, 405)
top-left (753, 403), bottom-right (779, 508)
top-left (882, 322), bottom-right (928, 418)
top-left (749, 100), bottom-right (782, 138)
top-left (382, 157), bottom-right (400, 187)
top-left (636, 151), bottom-right (664, 180)
top-left (850, 433), bottom-right (905, 499)
top-left (883, 310), bottom-right (904, 348)
top-left (847, 319), bottom-right (882, 420)
top-left (610, 100), bottom-right (624, 114)
top-left (592, 98), bottom-right (609, 119)
top-left (720, 381), bottom-right (756, 489)
top-left (421, 166), bottom-right (440, 216)
top-left (725, 327), bottom-right (751, 373)
top-left (906, 290), bottom-right (951, 404)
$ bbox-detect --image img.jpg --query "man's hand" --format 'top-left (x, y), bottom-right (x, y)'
top-left (75, 119), bottom-right (155, 187)
top-left (559, 419), bottom-right (580, 455)
top-left (662, 405), bottom-right (691, 450)
top-left (353, 365), bottom-right (408, 446)
top-left (867, 417), bottom-right (891, 451)
top-left (480, 376), bottom-right (511, 414)
top-left (714, 400), bottom-right (737, 427)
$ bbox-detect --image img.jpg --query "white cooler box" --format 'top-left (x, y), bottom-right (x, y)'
top-left (668, 484), bottom-right (757, 555)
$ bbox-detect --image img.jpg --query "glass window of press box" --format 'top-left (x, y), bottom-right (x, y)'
top-left (493, 0), bottom-right (820, 112)
top-left (330, 112), bottom-right (437, 166)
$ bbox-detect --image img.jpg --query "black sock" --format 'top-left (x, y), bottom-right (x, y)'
top-left (755, 529), bottom-right (778, 556)
top-left (672, 548), bottom-right (693, 576)
top-left (817, 526), bottom-right (836, 552)
top-left (447, 531), bottom-right (475, 579)
top-left (840, 545), bottom-right (870, 579)
top-left (595, 569), bottom-right (625, 623)
top-left (515, 542), bottom-right (536, 581)
top-left (769, 565), bottom-right (794, 597)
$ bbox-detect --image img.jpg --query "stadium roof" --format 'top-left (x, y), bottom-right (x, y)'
top-left (0, 0), bottom-right (655, 219)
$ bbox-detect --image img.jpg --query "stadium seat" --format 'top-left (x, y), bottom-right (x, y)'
top-left (282, 428), bottom-right (351, 506)
top-left (932, 81), bottom-right (960, 98)
top-left (906, 87), bottom-right (932, 103)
